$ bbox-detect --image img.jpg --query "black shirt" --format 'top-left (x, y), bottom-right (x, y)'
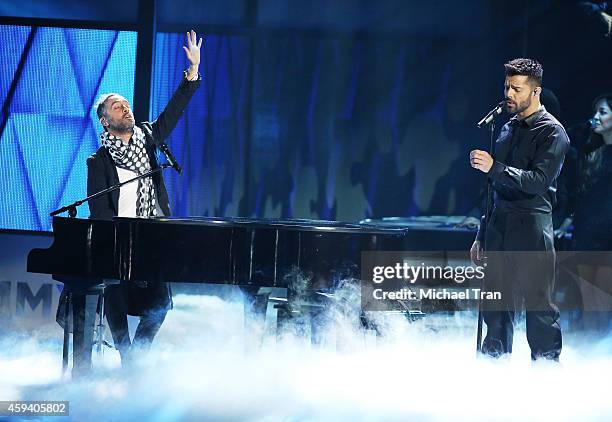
top-left (476, 106), bottom-right (570, 240)
top-left (490, 106), bottom-right (570, 212)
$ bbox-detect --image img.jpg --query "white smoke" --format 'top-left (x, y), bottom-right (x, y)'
top-left (1, 290), bottom-right (612, 421)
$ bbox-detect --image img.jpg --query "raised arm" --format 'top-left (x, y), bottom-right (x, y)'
top-left (149, 30), bottom-right (203, 144)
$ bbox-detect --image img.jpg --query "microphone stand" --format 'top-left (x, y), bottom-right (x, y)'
top-left (475, 107), bottom-right (500, 353)
top-left (50, 163), bottom-right (173, 218)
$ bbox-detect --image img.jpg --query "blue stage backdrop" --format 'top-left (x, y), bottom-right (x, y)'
top-left (151, 32), bottom-right (250, 218)
top-left (2, 3), bottom-right (611, 232)
top-left (245, 35), bottom-right (487, 221)
top-left (152, 32), bottom-right (492, 222)
top-left (1, 27), bottom-right (494, 232)
top-left (0, 25), bottom-right (137, 231)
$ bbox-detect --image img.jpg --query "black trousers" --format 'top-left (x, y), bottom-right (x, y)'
top-left (482, 210), bottom-right (562, 360)
top-left (104, 283), bottom-right (168, 363)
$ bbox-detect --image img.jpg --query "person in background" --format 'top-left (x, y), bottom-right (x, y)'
top-left (554, 94), bottom-right (612, 331)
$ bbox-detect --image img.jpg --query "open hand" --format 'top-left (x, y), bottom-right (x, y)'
top-left (183, 30), bottom-right (203, 67)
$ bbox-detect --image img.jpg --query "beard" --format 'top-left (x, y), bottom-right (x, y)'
top-left (107, 117), bottom-right (135, 133)
top-left (505, 96), bottom-right (532, 115)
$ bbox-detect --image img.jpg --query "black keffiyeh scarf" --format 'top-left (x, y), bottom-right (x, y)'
top-left (100, 126), bottom-right (157, 217)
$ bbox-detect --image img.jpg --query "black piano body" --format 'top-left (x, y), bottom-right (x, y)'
top-left (26, 216), bottom-right (476, 375)
top-left (27, 216), bottom-right (414, 289)
top-left (27, 216), bottom-right (475, 286)
top-left (27, 216), bottom-right (407, 375)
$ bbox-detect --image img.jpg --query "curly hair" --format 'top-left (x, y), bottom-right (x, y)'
top-left (504, 58), bottom-right (543, 86)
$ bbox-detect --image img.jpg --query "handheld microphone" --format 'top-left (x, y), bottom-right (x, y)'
top-left (159, 143), bottom-right (182, 174)
top-left (477, 101), bottom-right (504, 129)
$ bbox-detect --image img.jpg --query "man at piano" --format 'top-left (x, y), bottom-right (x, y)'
top-left (85, 30), bottom-right (202, 364)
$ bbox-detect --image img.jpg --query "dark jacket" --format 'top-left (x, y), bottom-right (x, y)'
top-left (87, 75), bottom-right (201, 219)
top-left (476, 106), bottom-right (570, 242)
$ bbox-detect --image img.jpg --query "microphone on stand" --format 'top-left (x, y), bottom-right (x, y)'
top-left (474, 99), bottom-right (504, 353)
top-left (159, 143), bottom-right (182, 174)
top-left (477, 101), bottom-right (504, 129)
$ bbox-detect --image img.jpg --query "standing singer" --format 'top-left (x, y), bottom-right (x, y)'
top-left (470, 58), bottom-right (569, 361)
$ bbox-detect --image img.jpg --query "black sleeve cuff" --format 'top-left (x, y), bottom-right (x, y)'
top-left (487, 161), bottom-right (505, 180)
top-left (175, 71), bottom-right (202, 91)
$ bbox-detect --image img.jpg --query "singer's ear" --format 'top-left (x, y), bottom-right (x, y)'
top-left (100, 117), bottom-right (107, 126)
top-left (533, 87), bottom-right (541, 97)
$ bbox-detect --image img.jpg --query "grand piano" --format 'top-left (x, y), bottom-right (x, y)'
top-left (27, 215), bottom-right (475, 375)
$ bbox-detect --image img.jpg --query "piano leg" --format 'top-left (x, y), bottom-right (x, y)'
top-left (71, 289), bottom-right (98, 377)
top-left (62, 292), bottom-right (71, 375)
top-left (276, 282), bottom-right (309, 340)
top-left (309, 293), bottom-right (334, 345)
top-left (240, 286), bottom-right (271, 349)
top-left (62, 293), bottom-right (72, 375)
top-left (276, 304), bottom-right (307, 339)
top-left (95, 289), bottom-right (105, 355)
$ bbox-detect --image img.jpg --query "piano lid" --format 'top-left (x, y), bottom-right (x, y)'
top-left (112, 216), bottom-right (406, 234)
